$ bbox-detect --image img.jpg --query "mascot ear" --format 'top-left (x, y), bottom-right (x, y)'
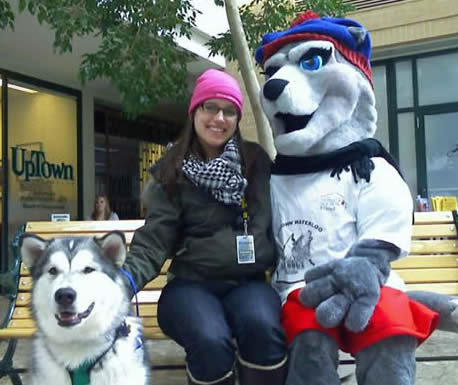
top-left (348, 26), bottom-right (367, 48)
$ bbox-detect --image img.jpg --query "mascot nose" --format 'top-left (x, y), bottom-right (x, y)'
top-left (263, 79), bottom-right (289, 101)
top-left (55, 287), bottom-right (77, 306)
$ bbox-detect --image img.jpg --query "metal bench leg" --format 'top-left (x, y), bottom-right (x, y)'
top-left (0, 339), bottom-right (25, 385)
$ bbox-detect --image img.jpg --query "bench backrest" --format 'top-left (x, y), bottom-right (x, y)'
top-left (392, 211), bottom-right (458, 295)
top-left (6, 212), bottom-right (458, 338)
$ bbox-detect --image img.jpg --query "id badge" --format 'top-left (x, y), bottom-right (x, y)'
top-left (236, 235), bottom-right (255, 264)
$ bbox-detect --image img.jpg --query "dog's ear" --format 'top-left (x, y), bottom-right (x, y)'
top-left (96, 231), bottom-right (127, 267)
top-left (19, 234), bottom-right (49, 268)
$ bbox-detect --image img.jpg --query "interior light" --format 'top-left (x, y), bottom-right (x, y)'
top-left (0, 79), bottom-right (38, 94)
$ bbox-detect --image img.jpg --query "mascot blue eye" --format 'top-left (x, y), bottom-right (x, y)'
top-left (300, 55), bottom-right (323, 71)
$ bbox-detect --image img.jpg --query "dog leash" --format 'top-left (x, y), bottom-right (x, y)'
top-left (121, 268), bottom-right (140, 316)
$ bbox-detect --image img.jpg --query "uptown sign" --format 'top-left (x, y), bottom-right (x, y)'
top-left (11, 147), bottom-right (74, 181)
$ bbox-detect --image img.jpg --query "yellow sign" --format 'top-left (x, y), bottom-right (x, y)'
top-left (431, 196), bottom-right (458, 211)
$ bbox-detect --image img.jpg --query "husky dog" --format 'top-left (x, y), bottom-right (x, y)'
top-left (19, 231), bottom-right (150, 385)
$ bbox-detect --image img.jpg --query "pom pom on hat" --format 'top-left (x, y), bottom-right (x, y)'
top-left (255, 11), bottom-right (373, 85)
top-left (188, 69), bottom-right (243, 117)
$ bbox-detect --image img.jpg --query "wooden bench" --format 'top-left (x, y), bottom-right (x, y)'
top-left (392, 211), bottom-right (458, 295)
top-left (0, 212), bottom-right (457, 384)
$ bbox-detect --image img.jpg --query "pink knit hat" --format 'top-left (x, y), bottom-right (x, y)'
top-left (188, 69), bottom-right (243, 117)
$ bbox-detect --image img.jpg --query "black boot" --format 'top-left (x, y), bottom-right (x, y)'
top-left (237, 354), bottom-right (287, 385)
top-left (285, 330), bottom-right (340, 385)
top-left (187, 367), bottom-right (235, 385)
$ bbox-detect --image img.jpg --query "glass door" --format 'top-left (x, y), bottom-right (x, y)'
top-left (422, 111), bottom-right (458, 199)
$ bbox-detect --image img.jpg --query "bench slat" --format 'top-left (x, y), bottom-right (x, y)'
top-left (397, 268), bottom-right (458, 284)
top-left (16, 291), bottom-right (164, 307)
top-left (12, 304), bottom-right (160, 320)
top-left (0, 328), bottom-right (35, 338)
top-left (405, 282), bottom-right (458, 295)
top-left (26, 220), bottom-right (144, 233)
top-left (410, 239), bottom-right (458, 254)
top-left (19, 260), bottom-right (171, 277)
top-left (29, 232), bottom-right (136, 244)
top-left (412, 224), bottom-right (457, 239)
top-left (18, 273), bottom-right (167, 292)
top-left (392, 255), bottom-right (458, 269)
top-left (144, 276), bottom-right (168, 290)
top-left (7, 317), bottom-right (160, 330)
top-left (0, 326), bottom-right (168, 340)
top-left (413, 211), bottom-right (454, 224)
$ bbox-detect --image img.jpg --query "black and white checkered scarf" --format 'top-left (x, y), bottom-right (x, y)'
top-left (182, 138), bottom-right (248, 205)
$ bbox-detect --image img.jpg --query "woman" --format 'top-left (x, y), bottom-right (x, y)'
top-left (124, 69), bottom-right (286, 385)
top-left (89, 195), bottom-right (119, 220)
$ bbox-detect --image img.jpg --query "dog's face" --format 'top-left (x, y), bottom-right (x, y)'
top-left (19, 231), bottom-right (129, 343)
top-left (260, 40), bottom-right (377, 156)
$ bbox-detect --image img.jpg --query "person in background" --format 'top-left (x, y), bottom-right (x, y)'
top-left (89, 195), bottom-right (119, 220)
top-left (123, 69), bottom-right (287, 385)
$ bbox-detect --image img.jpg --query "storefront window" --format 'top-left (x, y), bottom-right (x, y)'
top-left (372, 65), bottom-right (389, 150)
top-left (417, 51), bottom-right (458, 106)
top-left (397, 112), bottom-right (417, 198)
top-left (395, 60), bottom-right (413, 109)
top-left (94, 132), bottom-right (165, 219)
top-left (94, 106), bottom-right (178, 219)
top-left (6, 81), bottom-right (78, 263)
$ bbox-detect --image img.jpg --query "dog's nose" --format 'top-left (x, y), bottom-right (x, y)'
top-left (55, 288), bottom-right (77, 306)
top-left (263, 79), bottom-right (289, 101)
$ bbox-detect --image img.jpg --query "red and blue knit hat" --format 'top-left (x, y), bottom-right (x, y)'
top-left (255, 11), bottom-right (372, 85)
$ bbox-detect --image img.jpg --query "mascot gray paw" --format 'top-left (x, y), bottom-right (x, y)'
top-left (299, 257), bottom-right (381, 332)
top-left (299, 239), bottom-right (398, 332)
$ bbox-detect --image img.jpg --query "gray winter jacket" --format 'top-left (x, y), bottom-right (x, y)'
top-left (124, 142), bottom-right (275, 292)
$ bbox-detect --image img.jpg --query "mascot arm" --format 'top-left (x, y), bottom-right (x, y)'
top-left (300, 160), bottom-right (412, 332)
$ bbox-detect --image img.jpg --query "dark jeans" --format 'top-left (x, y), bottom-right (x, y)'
top-left (157, 278), bottom-right (286, 382)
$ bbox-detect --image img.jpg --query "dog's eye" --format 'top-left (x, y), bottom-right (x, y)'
top-left (48, 267), bottom-right (58, 275)
top-left (83, 267), bottom-right (95, 274)
top-left (261, 66), bottom-right (280, 79)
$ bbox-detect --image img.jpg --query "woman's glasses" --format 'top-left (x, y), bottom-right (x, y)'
top-left (201, 102), bottom-right (238, 119)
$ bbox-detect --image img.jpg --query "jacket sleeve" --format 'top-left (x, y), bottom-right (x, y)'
top-left (123, 181), bottom-right (181, 294)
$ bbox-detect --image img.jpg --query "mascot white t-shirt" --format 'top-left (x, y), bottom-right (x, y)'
top-left (271, 157), bottom-right (413, 304)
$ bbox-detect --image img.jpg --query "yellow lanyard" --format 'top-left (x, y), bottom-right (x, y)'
top-left (241, 197), bottom-right (249, 235)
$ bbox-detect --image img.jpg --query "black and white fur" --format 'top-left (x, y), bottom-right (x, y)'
top-left (19, 231), bottom-right (150, 385)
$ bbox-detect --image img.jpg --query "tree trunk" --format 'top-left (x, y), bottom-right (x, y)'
top-left (224, 0), bottom-right (276, 159)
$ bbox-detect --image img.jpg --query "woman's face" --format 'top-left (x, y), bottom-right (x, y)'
top-left (95, 197), bottom-right (107, 213)
top-left (193, 98), bottom-right (238, 159)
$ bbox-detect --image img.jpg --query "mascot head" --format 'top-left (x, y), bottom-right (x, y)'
top-left (256, 11), bottom-right (377, 156)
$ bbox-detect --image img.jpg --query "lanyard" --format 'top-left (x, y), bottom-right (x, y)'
top-left (241, 197), bottom-right (249, 235)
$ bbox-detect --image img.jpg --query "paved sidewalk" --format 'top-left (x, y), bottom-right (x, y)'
top-left (1, 331), bottom-right (457, 384)
top-left (1, 292), bottom-right (457, 385)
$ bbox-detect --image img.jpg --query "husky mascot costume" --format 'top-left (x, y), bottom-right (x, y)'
top-left (255, 11), bottom-right (458, 385)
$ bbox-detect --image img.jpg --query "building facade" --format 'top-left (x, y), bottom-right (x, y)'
top-left (0, 0), bottom-right (230, 269)
top-left (1, 0), bottom-right (457, 268)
